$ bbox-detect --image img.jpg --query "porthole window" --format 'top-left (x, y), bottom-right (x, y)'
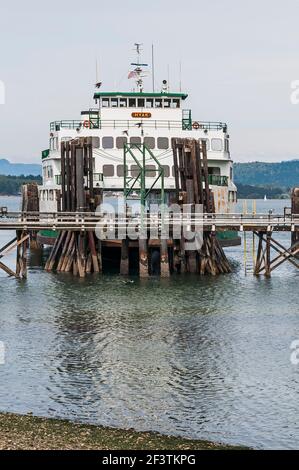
top-left (162, 165), bottom-right (170, 177)
top-left (117, 165), bottom-right (128, 177)
top-left (157, 137), bottom-right (169, 149)
top-left (144, 137), bottom-right (155, 149)
top-left (211, 138), bottom-right (223, 151)
top-left (116, 136), bottom-right (127, 149)
top-left (131, 165), bottom-right (140, 178)
top-left (102, 136), bottom-right (114, 149)
top-left (145, 165), bottom-right (156, 177)
top-left (201, 138), bottom-right (210, 151)
top-left (92, 137), bottom-right (100, 148)
top-left (103, 165), bottom-right (114, 177)
top-left (130, 137), bottom-right (141, 145)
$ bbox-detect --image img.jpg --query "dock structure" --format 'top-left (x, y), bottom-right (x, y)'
top-left (0, 137), bottom-right (299, 278)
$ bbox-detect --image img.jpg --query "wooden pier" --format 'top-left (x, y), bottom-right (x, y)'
top-left (0, 136), bottom-right (298, 279)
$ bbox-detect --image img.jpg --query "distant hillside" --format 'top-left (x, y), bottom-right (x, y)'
top-left (0, 175), bottom-right (42, 196)
top-left (0, 159), bottom-right (41, 176)
top-left (234, 160), bottom-right (299, 189)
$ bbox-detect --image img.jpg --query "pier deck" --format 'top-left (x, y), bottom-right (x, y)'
top-left (0, 211), bottom-right (298, 232)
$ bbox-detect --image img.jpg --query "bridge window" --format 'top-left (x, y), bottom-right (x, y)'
top-left (111, 98), bottom-right (118, 108)
top-left (146, 98), bottom-right (154, 108)
top-left (162, 165), bottom-right (170, 177)
top-left (130, 136), bottom-right (141, 145)
top-left (92, 137), bottom-right (100, 148)
top-left (138, 98), bottom-right (145, 107)
top-left (119, 98), bottom-right (127, 107)
top-left (102, 136), bottom-right (114, 149)
top-left (155, 99), bottom-right (162, 108)
top-left (157, 137), bottom-right (169, 149)
top-left (211, 138), bottom-right (223, 151)
top-left (172, 99), bottom-right (180, 108)
top-left (116, 136), bottom-right (127, 149)
top-left (164, 99), bottom-right (171, 108)
top-left (101, 98), bottom-right (109, 108)
top-left (103, 165), bottom-right (114, 177)
top-left (225, 139), bottom-right (230, 152)
top-left (145, 165), bottom-right (156, 177)
top-left (129, 98), bottom-right (136, 107)
top-left (144, 137), bottom-right (155, 149)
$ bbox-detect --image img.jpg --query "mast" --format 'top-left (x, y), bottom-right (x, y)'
top-left (130, 43), bottom-right (148, 93)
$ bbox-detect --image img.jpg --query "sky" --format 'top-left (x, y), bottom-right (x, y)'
top-left (1, 0), bottom-right (299, 163)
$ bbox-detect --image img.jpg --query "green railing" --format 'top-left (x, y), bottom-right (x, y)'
top-left (50, 120), bottom-right (227, 132)
top-left (207, 175), bottom-right (228, 186)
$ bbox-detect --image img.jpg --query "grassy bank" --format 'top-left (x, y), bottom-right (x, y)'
top-left (0, 412), bottom-right (245, 450)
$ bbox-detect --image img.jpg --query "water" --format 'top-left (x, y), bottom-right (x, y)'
top-left (0, 196), bottom-right (298, 449)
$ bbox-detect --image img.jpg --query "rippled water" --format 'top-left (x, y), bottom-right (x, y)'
top-left (0, 196), bottom-right (299, 449)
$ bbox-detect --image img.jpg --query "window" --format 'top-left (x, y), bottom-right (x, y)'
top-left (146, 98), bottom-right (154, 108)
top-left (137, 98), bottom-right (145, 108)
top-left (102, 98), bottom-right (109, 108)
top-left (155, 99), bottom-right (162, 108)
top-left (49, 190), bottom-right (54, 201)
top-left (208, 167), bottom-right (221, 175)
top-left (144, 137), bottom-right (155, 149)
top-left (164, 99), bottom-right (171, 108)
top-left (211, 138), bottom-right (223, 151)
top-left (157, 137), bottom-right (169, 149)
top-left (117, 165), bottom-right (128, 177)
top-left (225, 139), bottom-right (230, 153)
top-left (230, 166), bottom-right (233, 180)
top-left (111, 98), bottom-right (118, 108)
top-left (116, 136), bottom-right (127, 149)
top-left (145, 165), bottom-right (156, 177)
top-left (102, 136), bottom-right (114, 149)
top-left (119, 98), bottom-right (127, 107)
top-left (131, 165), bottom-right (140, 178)
top-left (130, 136), bottom-right (141, 145)
top-left (172, 166), bottom-right (176, 177)
top-left (103, 165), bottom-right (114, 177)
top-left (172, 99), bottom-right (180, 108)
top-left (92, 137), bottom-right (100, 148)
top-left (201, 138), bottom-right (210, 151)
top-left (162, 165), bottom-right (170, 177)
top-left (129, 98), bottom-right (136, 107)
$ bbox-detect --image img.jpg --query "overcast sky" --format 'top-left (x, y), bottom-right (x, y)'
top-left (1, 0), bottom-right (299, 163)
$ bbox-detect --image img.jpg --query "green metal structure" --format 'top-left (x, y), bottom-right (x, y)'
top-left (123, 143), bottom-right (165, 208)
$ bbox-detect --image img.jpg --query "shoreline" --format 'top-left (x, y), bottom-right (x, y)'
top-left (0, 412), bottom-right (247, 450)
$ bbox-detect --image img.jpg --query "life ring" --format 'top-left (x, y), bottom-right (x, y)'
top-left (192, 121), bottom-right (200, 130)
top-left (83, 120), bottom-right (91, 128)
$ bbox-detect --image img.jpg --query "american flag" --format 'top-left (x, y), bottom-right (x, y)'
top-left (128, 70), bottom-right (137, 79)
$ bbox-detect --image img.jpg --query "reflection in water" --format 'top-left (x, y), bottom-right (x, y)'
top-left (0, 197), bottom-right (299, 449)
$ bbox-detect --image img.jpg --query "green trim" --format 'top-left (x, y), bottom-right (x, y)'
top-left (94, 92), bottom-right (188, 100)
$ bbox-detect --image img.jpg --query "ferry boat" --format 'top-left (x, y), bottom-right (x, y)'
top-left (39, 45), bottom-right (239, 246)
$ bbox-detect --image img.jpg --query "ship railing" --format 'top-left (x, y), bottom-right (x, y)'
top-left (50, 120), bottom-right (227, 132)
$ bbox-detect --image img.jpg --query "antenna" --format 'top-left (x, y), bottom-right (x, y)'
top-left (152, 44), bottom-right (155, 92)
top-left (128, 43), bottom-right (149, 93)
top-left (179, 61), bottom-right (182, 92)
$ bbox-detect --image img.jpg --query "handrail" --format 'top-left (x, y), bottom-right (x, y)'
top-left (50, 120), bottom-right (227, 132)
